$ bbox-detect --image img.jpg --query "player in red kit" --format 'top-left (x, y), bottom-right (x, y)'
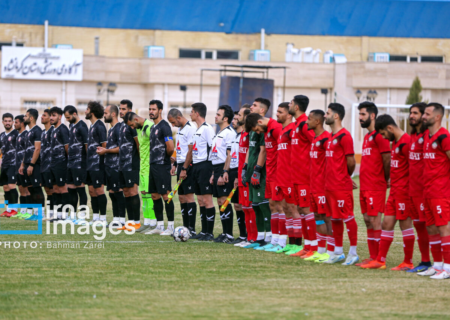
top-left (406, 103), bottom-right (432, 273)
top-left (323, 103), bottom-right (359, 265)
top-left (363, 115), bottom-right (415, 271)
top-left (417, 103), bottom-right (450, 279)
top-left (357, 102), bottom-right (391, 267)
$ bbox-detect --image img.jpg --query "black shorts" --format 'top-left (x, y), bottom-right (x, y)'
top-left (119, 170), bottom-right (139, 189)
top-left (23, 164), bottom-right (41, 187)
top-left (229, 168), bottom-right (239, 204)
top-left (105, 167), bottom-right (121, 192)
top-left (192, 161), bottom-right (213, 195)
top-left (41, 171), bottom-right (53, 189)
top-left (86, 170), bottom-right (105, 188)
top-left (67, 168), bottom-right (87, 186)
top-left (51, 162), bottom-right (67, 187)
top-left (148, 164), bottom-right (171, 195)
top-left (17, 170), bottom-right (29, 187)
top-left (0, 166), bottom-right (17, 185)
top-left (212, 164), bottom-right (233, 198)
top-left (176, 163), bottom-right (195, 195)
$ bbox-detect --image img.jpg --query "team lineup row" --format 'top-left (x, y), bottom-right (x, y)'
top-left (1, 97), bottom-right (450, 280)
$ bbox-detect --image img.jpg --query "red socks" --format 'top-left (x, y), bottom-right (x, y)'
top-left (413, 220), bottom-right (430, 262)
top-left (402, 228), bottom-right (415, 264)
top-left (244, 207), bottom-right (258, 241)
top-left (278, 213), bottom-right (287, 236)
top-left (344, 216), bottom-right (358, 246)
top-left (373, 229), bottom-right (381, 259)
top-left (327, 236), bottom-right (335, 252)
top-left (441, 235), bottom-right (450, 265)
top-left (377, 230), bottom-right (394, 263)
top-left (293, 217), bottom-right (303, 239)
top-left (271, 212), bottom-right (279, 236)
top-left (317, 232), bottom-right (327, 250)
top-left (286, 217), bottom-right (294, 238)
top-left (305, 213), bottom-right (318, 251)
top-left (429, 233), bottom-right (443, 264)
top-left (367, 228), bottom-right (375, 259)
top-left (331, 219), bottom-right (344, 247)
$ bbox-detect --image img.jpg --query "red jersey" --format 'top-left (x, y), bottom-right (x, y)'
top-left (390, 134), bottom-right (410, 197)
top-left (276, 122), bottom-right (296, 187)
top-left (310, 131), bottom-right (331, 194)
top-left (264, 118), bottom-right (282, 182)
top-left (423, 127), bottom-right (450, 199)
top-left (238, 131), bottom-right (249, 187)
top-left (291, 114), bottom-right (314, 185)
top-left (360, 130), bottom-right (391, 191)
top-left (325, 128), bottom-right (354, 191)
top-left (409, 131), bottom-right (425, 198)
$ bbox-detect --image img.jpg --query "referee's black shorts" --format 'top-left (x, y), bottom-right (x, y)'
top-left (212, 164), bottom-right (233, 198)
top-left (176, 163), bottom-right (195, 195)
top-left (192, 161), bottom-right (213, 195)
top-left (148, 164), bottom-right (171, 195)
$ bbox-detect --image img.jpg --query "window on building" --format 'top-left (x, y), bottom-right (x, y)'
top-left (179, 49), bottom-right (202, 59)
top-left (179, 49), bottom-right (239, 60)
top-left (409, 56), bottom-right (419, 62)
top-left (421, 56), bottom-right (444, 63)
top-left (390, 55), bottom-right (407, 62)
top-left (0, 42), bottom-right (24, 50)
top-left (217, 50), bottom-right (239, 60)
top-left (23, 100), bottom-right (54, 109)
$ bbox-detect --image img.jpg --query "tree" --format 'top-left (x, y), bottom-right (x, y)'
top-left (405, 76), bottom-right (423, 104)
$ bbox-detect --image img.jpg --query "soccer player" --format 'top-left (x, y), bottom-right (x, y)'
top-left (417, 103), bottom-right (450, 279)
top-left (167, 108), bottom-right (197, 235)
top-left (64, 105), bottom-right (89, 223)
top-left (40, 110), bottom-right (54, 220)
top-left (145, 100), bottom-right (174, 235)
top-left (323, 103), bottom-right (359, 265)
top-left (180, 103), bottom-right (215, 241)
top-left (117, 99), bottom-right (141, 230)
top-left (124, 111), bottom-right (156, 232)
top-left (15, 115), bottom-right (31, 219)
top-left (0, 113), bottom-right (19, 217)
top-left (97, 104), bottom-right (126, 227)
top-left (208, 105), bottom-right (236, 243)
top-left (357, 102), bottom-right (391, 267)
top-left (306, 110), bottom-right (333, 262)
top-left (406, 102), bottom-right (432, 273)
top-left (20, 108), bottom-right (45, 220)
top-left (362, 114), bottom-right (415, 270)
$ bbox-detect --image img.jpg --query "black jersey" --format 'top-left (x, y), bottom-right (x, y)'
top-left (40, 126), bottom-right (54, 173)
top-left (0, 129), bottom-right (18, 168)
top-left (87, 120), bottom-right (107, 171)
top-left (150, 119), bottom-right (173, 165)
top-left (23, 125), bottom-right (42, 165)
top-left (105, 123), bottom-right (121, 170)
top-left (50, 124), bottom-right (69, 166)
top-left (68, 121), bottom-right (88, 169)
top-left (118, 122), bottom-right (139, 171)
top-left (15, 130), bottom-right (28, 170)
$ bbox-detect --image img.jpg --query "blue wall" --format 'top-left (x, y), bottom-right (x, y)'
top-left (1, 0), bottom-right (449, 38)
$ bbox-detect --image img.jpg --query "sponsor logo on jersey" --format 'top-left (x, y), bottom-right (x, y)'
top-left (362, 148), bottom-right (371, 156)
top-left (409, 152), bottom-right (421, 160)
top-left (310, 151), bottom-right (318, 158)
top-left (423, 152), bottom-right (436, 159)
top-left (326, 150), bottom-right (334, 157)
top-left (278, 143), bottom-right (287, 150)
top-left (249, 141), bottom-right (256, 147)
top-left (391, 160), bottom-right (399, 167)
top-left (292, 139), bottom-right (298, 145)
top-left (265, 142), bottom-right (273, 148)
top-left (239, 147), bottom-right (248, 153)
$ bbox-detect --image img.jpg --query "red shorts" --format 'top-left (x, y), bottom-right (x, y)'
top-left (424, 198), bottom-right (450, 227)
top-left (276, 185), bottom-right (296, 205)
top-left (294, 184), bottom-right (310, 208)
top-left (266, 181), bottom-right (283, 201)
top-left (325, 190), bottom-right (354, 219)
top-left (385, 195), bottom-right (410, 220)
top-left (410, 196), bottom-right (426, 222)
top-left (310, 193), bottom-right (327, 215)
top-left (359, 190), bottom-right (386, 216)
top-left (238, 185), bottom-right (251, 207)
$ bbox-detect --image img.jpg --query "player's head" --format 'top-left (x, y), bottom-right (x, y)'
top-left (232, 111), bottom-right (240, 130)
top-left (119, 99), bottom-right (133, 119)
top-left (64, 105), bottom-right (79, 124)
top-left (167, 108), bottom-right (185, 127)
top-left (251, 98), bottom-right (270, 116)
top-left (124, 112), bottom-right (141, 129)
top-left (149, 99), bottom-right (163, 120)
top-left (245, 113), bottom-right (265, 133)
top-left (422, 102), bottom-right (444, 128)
top-left (358, 101), bottom-right (378, 129)
top-left (216, 105), bottom-right (233, 126)
top-left (14, 115), bottom-right (25, 131)
top-left (49, 106), bottom-right (63, 125)
top-left (307, 109), bottom-right (325, 130)
top-left (86, 101), bottom-right (104, 120)
top-left (238, 104), bottom-right (251, 127)
top-left (289, 95), bottom-right (309, 115)
top-left (24, 108), bottom-right (38, 125)
top-left (190, 102), bottom-right (207, 121)
top-left (2, 113), bottom-right (14, 130)
top-left (41, 109), bottom-right (51, 126)
top-left (104, 104), bottom-right (119, 124)
top-left (325, 103), bottom-right (345, 125)
top-left (276, 102), bottom-right (292, 125)
top-left (409, 102), bottom-right (426, 132)
top-left (375, 114), bottom-right (397, 141)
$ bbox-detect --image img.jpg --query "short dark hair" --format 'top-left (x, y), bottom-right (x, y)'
top-left (123, 112), bottom-right (137, 124)
top-left (293, 95), bottom-right (309, 112)
top-left (168, 108), bottom-right (183, 118)
top-left (254, 97), bottom-right (271, 115)
top-left (120, 99), bottom-right (133, 109)
top-left (234, 111), bottom-right (239, 115)
top-left (63, 105), bottom-right (78, 115)
top-left (427, 102), bottom-right (445, 116)
top-left (149, 100), bottom-right (163, 110)
top-left (218, 105), bottom-right (234, 124)
top-left (49, 106), bottom-right (63, 116)
top-left (192, 102), bottom-right (207, 118)
top-left (43, 109), bottom-right (51, 116)
top-left (2, 113), bottom-right (14, 120)
top-left (245, 113), bottom-right (263, 132)
top-left (15, 115), bottom-right (25, 123)
top-left (375, 114), bottom-right (397, 132)
top-left (26, 108), bottom-right (39, 121)
top-left (310, 109), bottom-right (325, 123)
top-left (409, 102), bottom-right (427, 115)
top-left (358, 101), bottom-right (378, 117)
top-left (241, 103), bottom-right (251, 109)
top-left (108, 104), bottom-right (119, 117)
top-left (328, 103), bottom-right (346, 120)
top-left (278, 102), bottom-right (290, 111)
top-left (87, 101), bottom-right (104, 119)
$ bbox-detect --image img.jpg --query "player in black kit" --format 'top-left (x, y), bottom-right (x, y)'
top-left (40, 109), bottom-right (55, 220)
top-left (15, 115), bottom-right (31, 217)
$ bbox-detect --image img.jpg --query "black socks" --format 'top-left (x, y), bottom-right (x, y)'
top-left (206, 207), bottom-right (216, 235)
top-left (154, 197), bottom-right (164, 222)
top-left (219, 204), bottom-right (234, 236)
top-left (187, 202), bottom-right (197, 231)
top-left (76, 187), bottom-right (88, 206)
top-left (236, 210), bottom-right (246, 238)
top-left (164, 198), bottom-right (175, 222)
top-left (97, 194), bottom-right (107, 217)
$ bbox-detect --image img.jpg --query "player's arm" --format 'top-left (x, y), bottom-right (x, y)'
top-left (134, 136), bottom-right (140, 153)
top-left (382, 153), bottom-right (391, 183)
top-left (222, 149), bottom-right (232, 183)
top-left (165, 139), bottom-right (174, 157)
top-left (26, 141), bottom-right (41, 175)
top-left (180, 145), bottom-right (193, 180)
top-left (346, 155), bottom-right (356, 176)
top-left (256, 145), bottom-right (266, 167)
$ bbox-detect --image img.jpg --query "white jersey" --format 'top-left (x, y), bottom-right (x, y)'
top-left (190, 122), bottom-right (215, 164)
top-left (209, 125), bottom-right (236, 165)
top-left (176, 121), bottom-right (196, 164)
top-left (229, 131), bottom-right (241, 169)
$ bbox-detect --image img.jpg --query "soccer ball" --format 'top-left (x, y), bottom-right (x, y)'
top-left (173, 226), bottom-right (191, 242)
